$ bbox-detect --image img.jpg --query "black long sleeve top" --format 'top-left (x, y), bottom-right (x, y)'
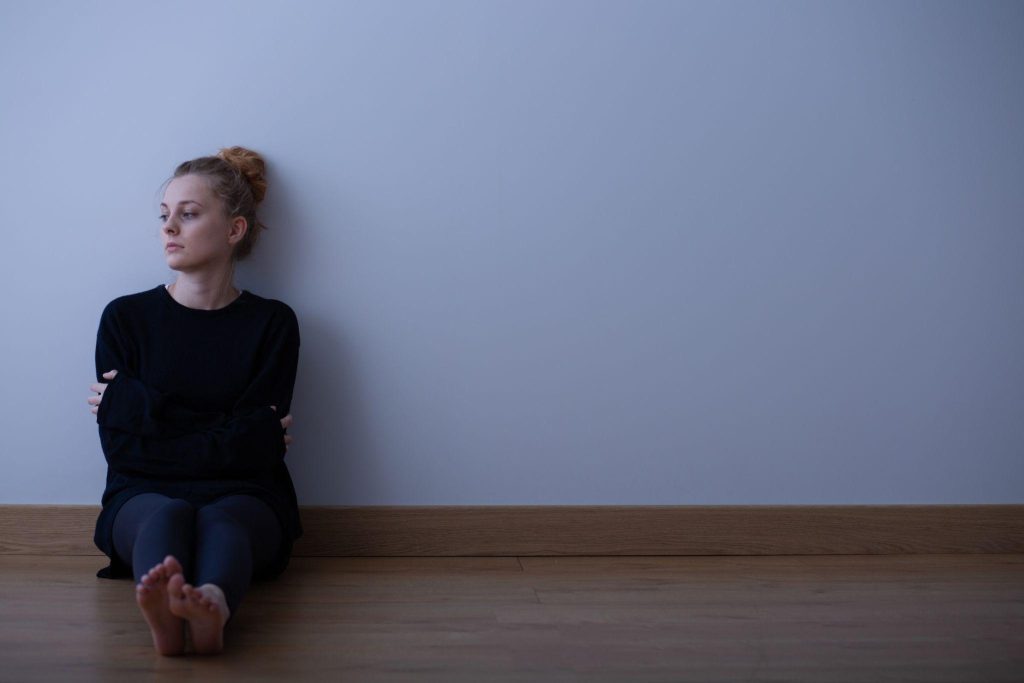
top-left (92, 284), bottom-right (302, 580)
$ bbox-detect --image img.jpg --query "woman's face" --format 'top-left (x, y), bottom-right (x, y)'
top-left (160, 174), bottom-right (245, 271)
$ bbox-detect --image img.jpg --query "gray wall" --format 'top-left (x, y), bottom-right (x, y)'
top-left (1, 0), bottom-right (1021, 505)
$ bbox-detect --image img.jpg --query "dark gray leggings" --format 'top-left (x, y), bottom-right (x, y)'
top-left (112, 492), bottom-right (282, 624)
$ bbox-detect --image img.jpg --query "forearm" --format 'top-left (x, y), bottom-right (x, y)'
top-left (98, 406), bottom-right (285, 480)
top-left (97, 373), bottom-right (235, 438)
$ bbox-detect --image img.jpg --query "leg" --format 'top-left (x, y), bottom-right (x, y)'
top-left (111, 493), bottom-right (196, 656)
top-left (113, 493), bottom-right (196, 582)
top-left (167, 494), bottom-right (282, 654)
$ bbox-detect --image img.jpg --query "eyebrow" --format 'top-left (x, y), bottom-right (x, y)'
top-left (159, 200), bottom-right (203, 208)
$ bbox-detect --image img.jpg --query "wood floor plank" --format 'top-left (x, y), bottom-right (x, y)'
top-left (5, 504), bottom-right (1022, 556)
top-left (0, 554), bottom-right (1020, 681)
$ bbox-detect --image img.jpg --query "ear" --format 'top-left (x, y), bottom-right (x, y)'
top-left (228, 216), bottom-right (248, 246)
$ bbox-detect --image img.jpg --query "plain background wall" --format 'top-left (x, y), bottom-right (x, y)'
top-left (0, 0), bottom-right (1021, 505)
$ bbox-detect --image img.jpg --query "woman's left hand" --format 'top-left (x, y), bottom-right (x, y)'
top-left (87, 369), bottom-right (118, 415)
top-left (271, 406), bottom-right (293, 449)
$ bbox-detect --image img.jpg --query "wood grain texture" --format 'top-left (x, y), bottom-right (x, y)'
top-left (0, 554), bottom-right (1021, 680)
top-left (1, 505), bottom-right (1022, 556)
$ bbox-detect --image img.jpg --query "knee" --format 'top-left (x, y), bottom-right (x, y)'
top-left (155, 498), bottom-right (196, 523)
top-left (198, 495), bottom-right (272, 529)
top-left (195, 504), bottom-right (239, 531)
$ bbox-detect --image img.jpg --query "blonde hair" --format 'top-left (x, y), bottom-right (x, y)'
top-left (162, 146), bottom-right (269, 261)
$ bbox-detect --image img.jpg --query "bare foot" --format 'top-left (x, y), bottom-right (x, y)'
top-left (135, 554), bottom-right (186, 656)
top-left (167, 574), bottom-right (231, 655)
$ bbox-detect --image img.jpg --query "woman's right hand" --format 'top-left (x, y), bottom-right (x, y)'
top-left (270, 405), bottom-right (293, 449)
top-left (87, 369), bottom-right (119, 415)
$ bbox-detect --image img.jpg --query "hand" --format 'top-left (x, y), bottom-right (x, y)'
top-left (269, 405), bottom-right (293, 449)
top-left (87, 369), bottom-right (119, 415)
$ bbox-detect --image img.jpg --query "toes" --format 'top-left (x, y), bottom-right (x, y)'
top-left (190, 590), bottom-right (213, 609)
top-left (167, 572), bottom-right (186, 599)
top-left (143, 566), bottom-right (165, 585)
top-left (162, 555), bottom-right (184, 576)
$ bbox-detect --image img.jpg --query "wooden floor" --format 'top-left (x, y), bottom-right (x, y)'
top-left (1, 553), bottom-right (1022, 682)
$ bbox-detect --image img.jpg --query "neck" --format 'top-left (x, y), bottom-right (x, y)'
top-left (167, 271), bottom-right (239, 310)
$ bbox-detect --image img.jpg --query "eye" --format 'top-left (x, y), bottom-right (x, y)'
top-left (183, 212), bottom-right (196, 219)
top-left (158, 214), bottom-right (167, 222)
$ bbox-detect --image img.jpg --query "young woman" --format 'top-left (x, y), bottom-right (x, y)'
top-left (86, 146), bottom-right (302, 656)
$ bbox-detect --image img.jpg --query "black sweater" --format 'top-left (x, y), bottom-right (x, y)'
top-left (92, 284), bottom-right (302, 580)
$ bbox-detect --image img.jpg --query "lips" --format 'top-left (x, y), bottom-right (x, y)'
top-left (166, 244), bottom-right (182, 250)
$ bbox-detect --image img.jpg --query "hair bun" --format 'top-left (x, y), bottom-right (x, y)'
top-left (216, 146), bottom-right (267, 204)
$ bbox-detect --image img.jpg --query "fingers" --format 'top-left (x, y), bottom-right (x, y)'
top-left (87, 383), bottom-right (107, 414)
top-left (278, 413), bottom-right (293, 449)
top-left (88, 372), bottom-right (117, 413)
